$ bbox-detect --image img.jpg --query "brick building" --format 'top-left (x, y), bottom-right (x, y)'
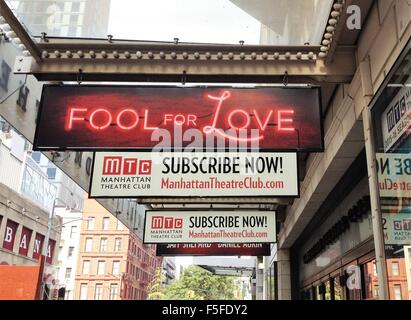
top-left (74, 198), bottom-right (161, 300)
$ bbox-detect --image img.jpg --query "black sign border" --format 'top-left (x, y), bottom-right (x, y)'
top-left (155, 243), bottom-right (271, 256)
top-left (142, 208), bottom-right (277, 245)
top-left (33, 84), bottom-right (324, 153)
top-left (87, 151), bottom-right (301, 200)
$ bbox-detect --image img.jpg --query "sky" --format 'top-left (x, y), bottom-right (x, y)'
top-left (107, 0), bottom-right (261, 45)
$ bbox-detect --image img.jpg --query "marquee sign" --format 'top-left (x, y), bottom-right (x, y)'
top-left (33, 85), bottom-right (323, 151)
top-left (143, 210), bottom-right (276, 244)
top-left (89, 152), bottom-right (299, 198)
top-left (156, 243), bottom-right (271, 256)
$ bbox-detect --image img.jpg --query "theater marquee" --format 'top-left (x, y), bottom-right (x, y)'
top-left (143, 210), bottom-right (276, 244)
top-left (156, 243), bottom-right (271, 256)
top-left (89, 152), bottom-right (299, 198)
top-left (33, 85), bottom-right (323, 151)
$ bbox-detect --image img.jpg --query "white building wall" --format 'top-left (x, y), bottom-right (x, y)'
top-left (55, 207), bottom-right (82, 300)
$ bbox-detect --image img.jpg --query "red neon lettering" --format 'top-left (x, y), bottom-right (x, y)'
top-left (228, 109), bottom-right (250, 130)
top-left (164, 114), bottom-right (173, 125)
top-left (278, 110), bottom-right (295, 132)
top-left (187, 114), bottom-right (197, 126)
top-left (116, 109), bottom-right (139, 130)
top-left (89, 108), bottom-right (112, 130)
top-left (67, 108), bottom-right (87, 130)
top-left (143, 109), bottom-right (158, 130)
top-left (254, 109), bottom-right (273, 131)
top-left (204, 91), bottom-right (263, 142)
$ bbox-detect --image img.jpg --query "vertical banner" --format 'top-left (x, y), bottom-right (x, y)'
top-left (18, 227), bottom-right (33, 257)
top-left (144, 210), bottom-right (276, 244)
top-left (2, 219), bottom-right (18, 251)
top-left (32, 233), bottom-right (44, 260)
top-left (46, 239), bottom-right (56, 264)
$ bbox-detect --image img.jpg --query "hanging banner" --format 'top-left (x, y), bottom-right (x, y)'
top-left (33, 85), bottom-right (323, 151)
top-left (376, 153), bottom-right (411, 198)
top-left (143, 210), bottom-right (276, 244)
top-left (380, 81), bottom-right (410, 152)
top-left (2, 219), bottom-right (18, 251)
top-left (89, 152), bottom-right (299, 198)
top-left (156, 243), bottom-right (271, 256)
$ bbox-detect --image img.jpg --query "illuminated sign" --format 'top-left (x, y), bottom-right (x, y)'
top-left (90, 152), bottom-right (299, 198)
top-left (156, 243), bottom-right (271, 256)
top-left (143, 210), bottom-right (276, 244)
top-left (34, 85), bottom-right (323, 151)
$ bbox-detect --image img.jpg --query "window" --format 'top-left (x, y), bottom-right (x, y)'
top-left (65, 268), bottom-right (72, 279)
top-left (374, 285), bottom-right (379, 298)
top-left (87, 217), bottom-right (95, 230)
top-left (94, 284), bottom-right (103, 300)
top-left (97, 260), bottom-right (105, 275)
top-left (102, 217), bottom-right (110, 230)
top-left (393, 285), bottom-right (402, 300)
top-left (31, 151), bottom-right (41, 163)
top-left (67, 247), bottom-right (74, 258)
top-left (112, 261), bottom-right (120, 275)
top-left (82, 261), bottom-right (90, 275)
top-left (46, 167), bottom-right (57, 179)
top-left (116, 220), bottom-right (124, 230)
top-left (392, 262), bottom-right (400, 276)
top-left (70, 226), bottom-right (77, 238)
top-left (85, 238), bottom-right (92, 252)
top-left (79, 284), bottom-right (88, 300)
top-left (109, 284), bottom-right (118, 300)
top-left (114, 238), bottom-right (122, 252)
top-left (100, 238), bottom-right (108, 252)
top-left (373, 262), bottom-right (377, 276)
top-left (71, 2), bottom-right (81, 12)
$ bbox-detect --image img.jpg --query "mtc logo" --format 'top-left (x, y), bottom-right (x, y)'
top-left (151, 216), bottom-right (183, 229)
top-left (102, 156), bottom-right (152, 175)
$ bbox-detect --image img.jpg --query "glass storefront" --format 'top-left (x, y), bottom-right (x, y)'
top-left (370, 39), bottom-right (411, 300)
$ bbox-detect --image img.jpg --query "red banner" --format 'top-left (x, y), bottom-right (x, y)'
top-left (34, 85), bottom-right (323, 151)
top-left (18, 227), bottom-right (32, 257)
top-left (2, 219), bottom-right (18, 251)
top-left (46, 239), bottom-right (56, 264)
top-left (156, 243), bottom-right (271, 256)
top-left (32, 233), bottom-right (44, 260)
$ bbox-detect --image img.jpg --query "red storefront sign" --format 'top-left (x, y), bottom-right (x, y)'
top-left (18, 227), bottom-right (33, 257)
top-left (2, 219), bottom-right (18, 251)
top-left (32, 233), bottom-right (44, 260)
top-left (33, 85), bottom-right (323, 151)
top-left (156, 243), bottom-right (271, 256)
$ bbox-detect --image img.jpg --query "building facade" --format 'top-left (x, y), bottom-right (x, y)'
top-left (265, 0), bottom-right (411, 301)
top-left (74, 198), bottom-right (161, 300)
top-left (161, 257), bottom-right (176, 285)
top-left (0, 127), bottom-right (61, 287)
top-left (54, 207), bottom-right (83, 300)
top-left (13, 0), bottom-right (111, 38)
